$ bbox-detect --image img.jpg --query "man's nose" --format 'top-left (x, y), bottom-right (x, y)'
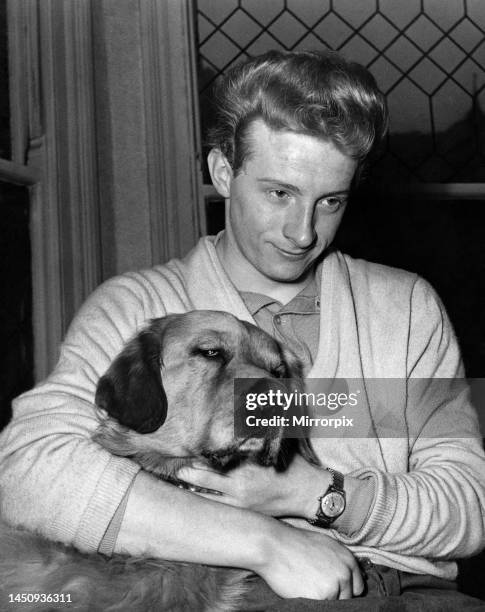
top-left (282, 204), bottom-right (316, 250)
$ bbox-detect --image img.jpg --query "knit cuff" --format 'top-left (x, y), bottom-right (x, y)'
top-left (333, 468), bottom-right (398, 546)
top-left (333, 474), bottom-right (376, 537)
top-left (73, 455), bottom-right (141, 552)
top-left (98, 477), bottom-right (136, 556)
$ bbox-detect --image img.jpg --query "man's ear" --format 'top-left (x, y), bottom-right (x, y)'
top-left (207, 148), bottom-right (233, 199)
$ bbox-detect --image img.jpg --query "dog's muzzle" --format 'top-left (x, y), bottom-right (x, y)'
top-left (202, 377), bottom-right (292, 470)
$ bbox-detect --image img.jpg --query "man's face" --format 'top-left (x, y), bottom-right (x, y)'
top-left (215, 119), bottom-right (358, 293)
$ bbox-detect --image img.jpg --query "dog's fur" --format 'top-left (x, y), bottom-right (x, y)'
top-left (0, 311), bottom-right (316, 612)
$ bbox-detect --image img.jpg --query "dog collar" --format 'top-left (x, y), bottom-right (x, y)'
top-left (165, 475), bottom-right (221, 496)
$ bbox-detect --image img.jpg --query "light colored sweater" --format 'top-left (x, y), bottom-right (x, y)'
top-left (0, 235), bottom-right (484, 580)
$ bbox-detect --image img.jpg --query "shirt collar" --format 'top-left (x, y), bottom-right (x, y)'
top-left (241, 260), bottom-right (323, 316)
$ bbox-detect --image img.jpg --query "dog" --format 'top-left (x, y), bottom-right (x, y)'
top-left (0, 310), bottom-right (316, 612)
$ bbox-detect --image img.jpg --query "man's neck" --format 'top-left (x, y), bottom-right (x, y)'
top-left (247, 271), bottom-right (316, 305)
top-left (214, 233), bottom-right (316, 305)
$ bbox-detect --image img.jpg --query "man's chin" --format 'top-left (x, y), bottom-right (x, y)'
top-left (260, 261), bottom-right (316, 284)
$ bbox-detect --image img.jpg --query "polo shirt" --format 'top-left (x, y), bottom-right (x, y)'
top-left (240, 266), bottom-right (374, 535)
top-left (241, 268), bottom-right (321, 376)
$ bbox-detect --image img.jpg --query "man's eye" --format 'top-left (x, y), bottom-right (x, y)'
top-left (269, 190), bottom-right (289, 200)
top-left (319, 196), bottom-right (345, 211)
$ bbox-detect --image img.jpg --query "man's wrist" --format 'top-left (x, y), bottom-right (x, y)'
top-left (301, 470), bottom-right (376, 535)
top-left (295, 463), bottom-right (333, 520)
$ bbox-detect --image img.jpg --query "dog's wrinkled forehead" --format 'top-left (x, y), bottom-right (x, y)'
top-left (95, 309), bottom-right (303, 438)
top-left (152, 310), bottom-right (287, 372)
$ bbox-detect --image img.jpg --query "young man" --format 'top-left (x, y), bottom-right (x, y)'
top-left (1, 51), bottom-right (484, 608)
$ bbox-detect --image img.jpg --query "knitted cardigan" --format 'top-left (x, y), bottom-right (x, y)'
top-left (0, 235), bottom-right (484, 579)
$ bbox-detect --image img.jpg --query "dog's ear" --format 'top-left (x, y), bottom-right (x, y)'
top-left (279, 345), bottom-right (304, 380)
top-left (298, 437), bottom-right (320, 466)
top-left (95, 322), bottom-right (168, 433)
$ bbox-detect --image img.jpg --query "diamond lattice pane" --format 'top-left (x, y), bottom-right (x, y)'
top-left (429, 38), bottom-right (467, 73)
top-left (368, 56), bottom-right (402, 93)
top-left (199, 30), bottom-right (241, 71)
top-left (313, 13), bottom-right (353, 49)
top-left (360, 14), bottom-right (399, 49)
top-left (405, 15), bottom-right (444, 52)
top-left (198, 0), bottom-right (238, 23)
top-left (222, 10), bottom-right (262, 47)
top-left (408, 58), bottom-right (447, 95)
top-left (449, 18), bottom-right (484, 53)
top-left (385, 37), bottom-right (422, 71)
top-left (240, 0), bottom-right (284, 25)
top-left (452, 59), bottom-right (485, 93)
top-left (423, 0), bottom-right (464, 31)
top-left (378, 0), bottom-right (420, 29)
top-left (467, 0), bottom-right (485, 31)
top-left (339, 34), bottom-right (379, 65)
top-left (286, 0), bottom-right (330, 26)
top-left (333, 0), bottom-right (377, 29)
top-left (267, 11), bottom-right (308, 47)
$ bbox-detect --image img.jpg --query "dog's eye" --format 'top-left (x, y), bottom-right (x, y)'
top-left (200, 349), bottom-right (220, 358)
top-left (191, 346), bottom-right (227, 363)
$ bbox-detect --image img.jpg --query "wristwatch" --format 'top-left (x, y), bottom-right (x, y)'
top-left (308, 468), bottom-right (346, 528)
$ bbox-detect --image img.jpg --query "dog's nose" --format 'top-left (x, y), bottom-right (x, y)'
top-left (233, 378), bottom-right (292, 466)
top-left (237, 377), bottom-right (291, 416)
top-left (234, 377), bottom-right (295, 438)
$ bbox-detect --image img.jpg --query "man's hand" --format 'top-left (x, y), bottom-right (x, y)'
top-left (254, 522), bottom-right (364, 600)
top-left (177, 454), bottom-right (331, 518)
top-left (176, 457), bottom-right (365, 599)
top-left (120, 472), bottom-right (363, 600)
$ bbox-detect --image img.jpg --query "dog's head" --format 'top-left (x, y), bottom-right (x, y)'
top-left (94, 310), bottom-right (312, 478)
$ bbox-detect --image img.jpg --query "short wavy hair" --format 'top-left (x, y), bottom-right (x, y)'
top-left (206, 50), bottom-right (388, 177)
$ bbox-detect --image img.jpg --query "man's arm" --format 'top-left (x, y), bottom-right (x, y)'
top-left (116, 470), bottom-right (364, 600)
top-left (333, 279), bottom-right (485, 559)
top-left (0, 272), bottom-right (363, 600)
top-left (338, 277), bottom-right (485, 558)
top-left (0, 276), bottom-right (150, 547)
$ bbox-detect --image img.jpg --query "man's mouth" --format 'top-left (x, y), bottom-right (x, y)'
top-left (273, 245), bottom-right (310, 259)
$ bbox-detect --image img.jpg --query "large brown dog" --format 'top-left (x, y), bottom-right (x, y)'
top-left (0, 311), bottom-right (316, 612)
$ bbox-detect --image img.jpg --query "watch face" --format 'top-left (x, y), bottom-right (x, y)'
top-left (320, 492), bottom-right (346, 517)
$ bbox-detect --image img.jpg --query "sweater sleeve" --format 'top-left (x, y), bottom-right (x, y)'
top-left (334, 277), bottom-right (485, 559)
top-left (0, 274), bottom-right (167, 552)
